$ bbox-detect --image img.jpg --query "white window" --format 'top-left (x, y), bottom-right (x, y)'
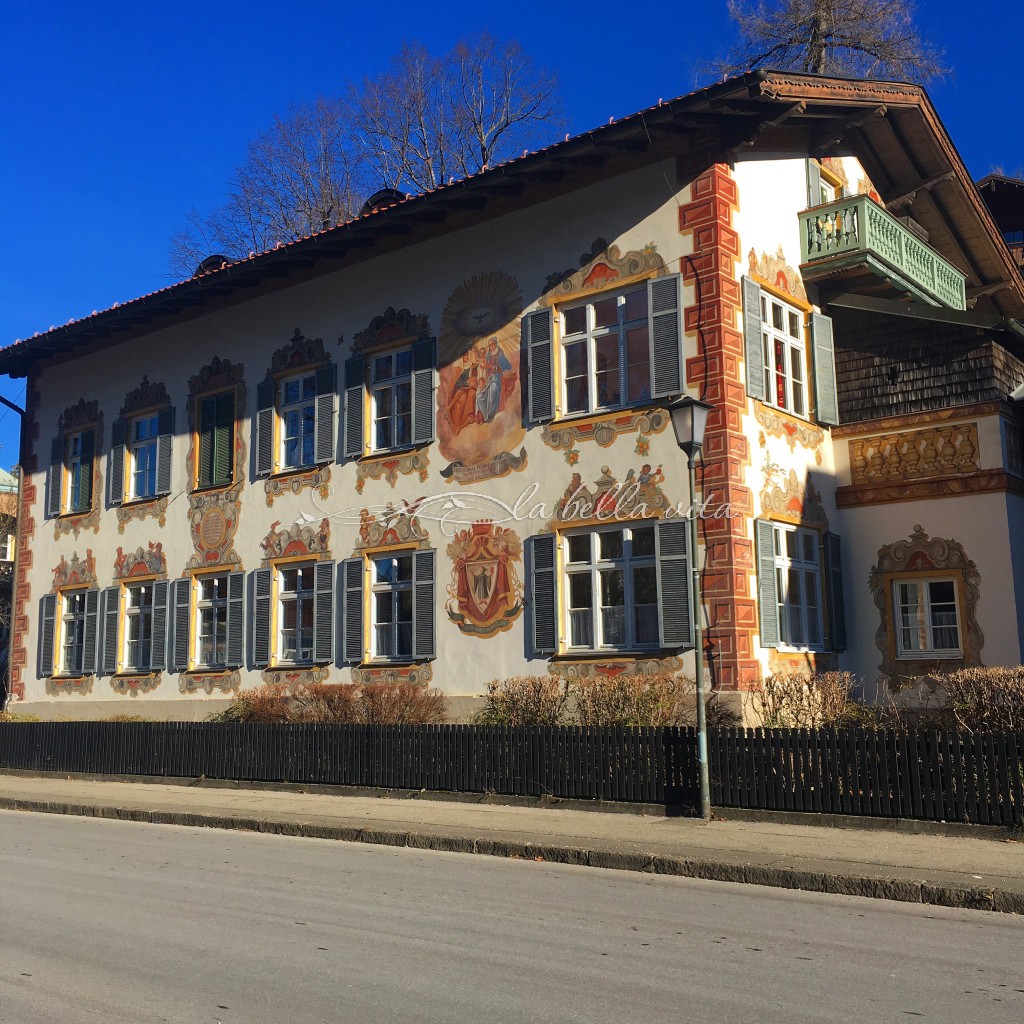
top-left (278, 563), bottom-right (315, 663)
top-left (196, 574), bottom-right (229, 669)
top-left (370, 348), bottom-right (413, 452)
top-left (64, 429), bottom-right (94, 513)
top-left (279, 372), bottom-right (316, 470)
top-left (61, 591), bottom-right (88, 675)
top-left (894, 578), bottom-right (961, 658)
top-left (371, 553), bottom-right (414, 661)
top-left (561, 285), bottom-right (651, 415)
top-left (129, 412), bottom-right (159, 499)
top-left (772, 524), bottom-right (823, 650)
top-left (0, 532), bottom-right (14, 562)
top-left (760, 293), bottom-right (807, 418)
top-left (124, 583), bottom-right (155, 672)
top-left (562, 525), bottom-right (658, 652)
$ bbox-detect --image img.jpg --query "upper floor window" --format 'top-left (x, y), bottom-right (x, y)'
top-left (771, 523), bottom-right (822, 651)
top-left (255, 363), bottom-right (336, 476)
top-left (894, 578), bottom-right (961, 658)
top-left (0, 532), bottom-right (14, 562)
top-left (280, 372), bottom-right (317, 471)
top-left (109, 406), bottom-right (174, 507)
top-left (130, 413), bottom-right (159, 500)
top-left (197, 391), bottom-right (235, 489)
top-left (760, 293), bottom-right (807, 418)
top-left (60, 428), bottom-right (96, 515)
top-left (371, 348), bottom-right (413, 452)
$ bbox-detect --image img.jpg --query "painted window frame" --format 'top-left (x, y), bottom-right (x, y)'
top-left (369, 551), bottom-right (415, 663)
top-left (771, 522), bottom-right (825, 653)
top-left (275, 559), bottom-right (317, 666)
top-left (277, 370), bottom-right (317, 472)
top-left (560, 523), bottom-right (660, 654)
top-left (195, 388), bottom-right (236, 491)
top-left (892, 575), bottom-right (963, 659)
top-left (369, 345), bottom-right (414, 454)
top-left (759, 290), bottom-right (809, 419)
top-left (122, 580), bottom-right (157, 673)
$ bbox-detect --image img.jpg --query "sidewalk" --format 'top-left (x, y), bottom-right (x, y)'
top-left (2, 771), bottom-right (1021, 914)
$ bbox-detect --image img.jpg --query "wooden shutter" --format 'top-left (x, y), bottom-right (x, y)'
top-left (343, 355), bottom-right (366, 459)
top-left (411, 338), bottom-right (436, 446)
top-left (526, 534), bottom-right (557, 656)
top-left (811, 311), bottom-right (839, 426)
top-left (806, 158), bottom-right (822, 207)
top-left (38, 594), bottom-right (57, 678)
top-left (743, 277), bottom-right (766, 402)
top-left (656, 518), bottom-right (693, 649)
top-left (213, 393), bottom-right (234, 487)
top-left (524, 308), bottom-right (554, 423)
top-left (226, 571), bottom-right (245, 668)
top-left (252, 568), bottom-right (272, 668)
top-left (100, 586), bottom-right (120, 675)
top-left (255, 380), bottom-right (275, 477)
top-left (109, 420), bottom-right (126, 507)
top-left (649, 273), bottom-right (683, 399)
top-left (824, 532), bottom-right (847, 652)
top-left (77, 428), bottom-right (95, 512)
top-left (170, 577), bottom-right (191, 673)
top-left (47, 436), bottom-right (63, 518)
top-left (150, 580), bottom-right (169, 671)
top-left (156, 408), bottom-right (174, 495)
top-left (198, 397), bottom-right (215, 489)
top-left (313, 560), bottom-right (335, 664)
top-left (755, 519), bottom-right (780, 649)
top-left (412, 549), bottom-right (436, 661)
top-left (340, 558), bottom-right (365, 665)
top-left (314, 363), bottom-right (337, 464)
top-left (82, 589), bottom-right (99, 675)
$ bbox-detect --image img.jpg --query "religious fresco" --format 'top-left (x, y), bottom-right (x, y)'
top-left (54, 399), bottom-right (103, 541)
top-left (52, 550), bottom-right (97, 591)
top-left (184, 357), bottom-right (246, 573)
top-left (259, 518), bottom-right (331, 567)
top-left (446, 521), bottom-right (523, 638)
top-left (179, 670), bottom-right (241, 696)
top-left (551, 464), bottom-right (670, 525)
top-left (437, 271), bottom-right (527, 484)
top-left (113, 542), bottom-right (167, 579)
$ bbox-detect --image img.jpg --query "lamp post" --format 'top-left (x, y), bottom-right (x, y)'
top-left (668, 395), bottom-right (715, 821)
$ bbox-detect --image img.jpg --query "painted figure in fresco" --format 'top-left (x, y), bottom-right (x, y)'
top-left (475, 337), bottom-right (514, 424)
top-left (447, 348), bottom-right (484, 434)
top-left (472, 564), bottom-right (492, 601)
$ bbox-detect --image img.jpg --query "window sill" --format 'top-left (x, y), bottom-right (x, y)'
top-left (756, 400), bottom-right (811, 425)
top-left (50, 672), bottom-right (93, 680)
top-left (554, 648), bottom-right (664, 660)
top-left (56, 508), bottom-right (94, 520)
top-left (265, 463), bottom-right (329, 481)
top-left (777, 645), bottom-right (826, 655)
top-left (120, 494), bottom-right (168, 507)
top-left (895, 652), bottom-right (963, 661)
top-left (359, 444), bottom-right (427, 462)
top-left (190, 482), bottom-right (237, 497)
top-left (550, 400), bottom-right (660, 427)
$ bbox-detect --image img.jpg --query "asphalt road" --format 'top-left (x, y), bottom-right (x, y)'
top-left (1, 811), bottom-right (1021, 1024)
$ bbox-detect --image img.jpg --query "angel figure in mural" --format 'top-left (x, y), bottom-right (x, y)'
top-left (475, 337), bottom-right (515, 424)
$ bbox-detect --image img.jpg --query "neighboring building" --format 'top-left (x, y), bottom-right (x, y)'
top-left (0, 467), bottom-right (18, 703)
top-left (0, 70), bottom-right (1022, 720)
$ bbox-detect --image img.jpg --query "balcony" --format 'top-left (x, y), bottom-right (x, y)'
top-left (799, 195), bottom-right (967, 311)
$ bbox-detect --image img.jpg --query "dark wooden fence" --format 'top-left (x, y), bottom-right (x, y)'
top-left (1, 723), bottom-right (1021, 826)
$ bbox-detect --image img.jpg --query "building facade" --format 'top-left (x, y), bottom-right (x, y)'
top-left (2, 71), bottom-right (1022, 719)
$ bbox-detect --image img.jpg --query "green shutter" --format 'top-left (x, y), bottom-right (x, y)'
top-left (315, 363), bottom-right (337, 464)
top-left (214, 393), bottom-right (235, 486)
top-left (76, 429), bottom-right (95, 512)
top-left (649, 273), bottom-right (683, 399)
top-left (150, 580), bottom-right (169, 671)
top-left (156, 408), bottom-right (174, 495)
top-left (811, 312), bottom-right (839, 426)
top-left (755, 519), bottom-right (780, 649)
top-left (38, 594), bottom-right (57, 678)
top-left (82, 590), bottom-right (99, 675)
top-left (99, 586), bottom-right (120, 675)
top-left (656, 518), bottom-right (693, 649)
top-left (824, 533), bottom-right (847, 652)
top-left (806, 158), bottom-right (822, 208)
top-left (743, 277), bottom-right (766, 402)
top-left (47, 437), bottom-right (63, 518)
top-left (255, 381), bottom-right (275, 476)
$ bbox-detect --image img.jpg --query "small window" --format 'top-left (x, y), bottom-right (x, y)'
top-left (371, 553), bottom-right (414, 661)
top-left (124, 583), bottom-right (155, 672)
top-left (129, 413), bottom-right (160, 500)
top-left (196, 574), bottom-right (229, 669)
top-left (279, 372), bottom-right (316, 470)
top-left (278, 563), bottom-right (315, 663)
top-left (64, 428), bottom-right (95, 514)
top-left (370, 348), bottom-right (413, 452)
top-left (772, 524), bottom-right (822, 651)
top-left (759, 293), bottom-right (807, 418)
top-left (894, 578), bottom-right (962, 658)
top-left (198, 392), bottom-right (235, 489)
top-left (0, 532), bottom-right (14, 562)
top-left (61, 591), bottom-right (89, 675)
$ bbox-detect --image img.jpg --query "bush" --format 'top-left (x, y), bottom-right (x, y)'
top-left (0, 710), bottom-right (41, 723)
top-left (357, 683), bottom-right (448, 725)
top-left (472, 676), bottom-right (569, 726)
top-left (932, 666), bottom-right (1024, 733)
top-left (748, 671), bottom-right (864, 729)
top-left (571, 673), bottom-right (739, 728)
top-left (290, 683), bottom-right (361, 724)
top-left (208, 683), bottom-right (293, 723)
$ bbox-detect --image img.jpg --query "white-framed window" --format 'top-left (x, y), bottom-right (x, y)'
top-left (560, 285), bottom-right (651, 416)
top-left (278, 563), bottom-right (315, 664)
top-left (129, 412), bottom-right (159, 500)
top-left (0, 532), bottom-right (14, 562)
top-left (370, 348), bottom-right (413, 452)
top-left (772, 523), bottom-right (823, 651)
top-left (893, 578), bottom-right (961, 658)
top-left (64, 428), bottom-right (95, 513)
top-left (123, 582), bottom-right (155, 672)
top-left (195, 574), bottom-right (229, 669)
top-left (760, 293), bottom-right (807, 418)
top-left (562, 524), bottom-right (659, 652)
top-left (279, 372), bottom-right (316, 470)
top-left (371, 553), bottom-right (414, 661)
top-left (61, 590), bottom-right (88, 675)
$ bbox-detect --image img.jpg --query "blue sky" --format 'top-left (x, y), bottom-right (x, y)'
top-left (1, 1), bottom-right (1020, 466)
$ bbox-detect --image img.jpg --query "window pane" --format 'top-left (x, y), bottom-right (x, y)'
top-left (375, 591), bottom-right (393, 624)
top-left (283, 379), bottom-right (301, 405)
top-left (375, 386), bottom-right (393, 417)
top-left (302, 376), bottom-right (316, 400)
top-left (593, 296), bottom-right (618, 329)
top-left (788, 311), bottom-right (800, 339)
top-left (395, 381), bottom-right (412, 416)
top-left (566, 377), bottom-right (588, 413)
top-left (772, 303), bottom-right (784, 331)
top-left (801, 531), bottom-right (816, 563)
top-left (785, 530), bottom-right (798, 560)
top-left (632, 527), bottom-right (655, 557)
top-left (600, 569), bottom-right (625, 645)
top-left (567, 535), bottom-right (590, 564)
top-left (623, 288), bottom-right (648, 322)
top-left (569, 573), bottom-right (593, 609)
top-left (563, 305), bottom-right (586, 336)
top-left (928, 580), bottom-right (955, 605)
top-left (625, 326), bottom-right (650, 402)
top-left (633, 565), bottom-right (657, 605)
top-left (595, 336), bottom-right (620, 407)
top-left (599, 530), bottom-right (623, 560)
top-left (787, 568), bottom-right (804, 645)
top-left (396, 556), bottom-right (413, 582)
top-left (394, 349), bottom-right (412, 377)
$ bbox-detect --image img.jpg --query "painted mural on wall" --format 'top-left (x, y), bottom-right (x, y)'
top-left (179, 670), bottom-right (241, 696)
top-left (747, 246), bottom-right (807, 303)
top-left (551, 464), bottom-right (670, 525)
top-left (54, 399), bottom-right (103, 541)
top-left (543, 238), bottom-right (664, 299)
top-left (356, 450), bottom-right (430, 492)
top-left (352, 306), bottom-right (431, 352)
top-left (113, 542), bottom-right (167, 579)
top-left (259, 518), bottom-right (331, 566)
top-left (446, 521), bottom-right (523, 638)
top-left (437, 271), bottom-right (527, 484)
top-left (548, 656), bottom-right (684, 680)
top-left (350, 663), bottom-right (434, 686)
top-left (353, 499), bottom-right (431, 553)
top-left (759, 465), bottom-right (829, 529)
top-left (755, 404), bottom-right (824, 460)
top-left (117, 377), bottom-right (171, 532)
top-left (185, 357), bottom-right (247, 573)
top-left (51, 550), bottom-right (97, 591)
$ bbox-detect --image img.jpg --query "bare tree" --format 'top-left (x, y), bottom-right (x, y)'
top-left (170, 36), bottom-right (562, 277)
top-left (709, 0), bottom-right (947, 83)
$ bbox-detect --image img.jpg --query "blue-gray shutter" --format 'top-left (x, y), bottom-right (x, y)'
top-left (155, 408), bottom-right (174, 495)
top-left (226, 571), bottom-right (245, 668)
top-left (314, 363), bottom-right (337, 464)
top-left (655, 518), bottom-right (693, 649)
top-left (526, 534), bottom-right (557, 656)
top-left (525, 308), bottom-right (554, 423)
top-left (38, 594), bottom-right (57, 677)
top-left (340, 557), bottom-right (364, 665)
top-left (411, 338), bottom-right (436, 446)
top-left (255, 380), bottom-right (275, 476)
top-left (100, 586), bottom-right (120, 675)
top-left (824, 532), bottom-right (847, 652)
top-left (343, 355), bottom-right (366, 459)
top-left (150, 580), bottom-right (169, 671)
top-left (743, 277), bottom-right (766, 402)
top-left (82, 589), bottom-right (99, 675)
top-left (313, 560), bottom-right (335, 664)
top-left (649, 273), bottom-right (683, 399)
top-left (109, 420), bottom-right (126, 507)
top-left (412, 549), bottom-right (436, 661)
top-left (46, 437), bottom-right (63, 518)
top-left (170, 577), bottom-right (190, 673)
top-left (811, 311), bottom-right (839, 426)
top-left (76, 429), bottom-right (95, 512)
top-left (252, 568), bottom-right (272, 668)
top-left (806, 158), bottom-right (822, 207)
top-left (755, 519), bottom-right (780, 649)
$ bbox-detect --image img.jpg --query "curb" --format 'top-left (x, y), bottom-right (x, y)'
top-left (3, 796), bottom-right (1021, 915)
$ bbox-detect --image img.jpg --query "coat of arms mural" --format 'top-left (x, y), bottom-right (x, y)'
top-left (446, 521), bottom-right (523, 638)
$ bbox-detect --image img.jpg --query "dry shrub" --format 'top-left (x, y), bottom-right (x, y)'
top-left (357, 683), bottom-right (448, 725)
top-left (748, 671), bottom-right (863, 728)
top-left (290, 683), bottom-right (361, 724)
top-left (473, 676), bottom-right (569, 726)
top-left (933, 666), bottom-right (1024, 733)
top-left (572, 673), bottom-right (738, 728)
top-left (99, 714), bottom-right (150, 723)
top-left (0, 710), bottom-right (41, 723)
top-left (208, 683), bottom-right (291, 723)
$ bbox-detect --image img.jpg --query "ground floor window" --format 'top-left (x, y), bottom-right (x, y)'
top-left (894, 578), bottom-right (961, 658)
top-left (196, 574), bottom-right (229, 669)
top-left (371, 553), bottom-right (414, 661)
top-left (61, 590), bottom-right (88, 674)
top-left (124, 583), bottom-right (155, 671)
top-left (771, 523), bottom-right (823, 651)
top-left (278, 563), bottom-right (315, 664)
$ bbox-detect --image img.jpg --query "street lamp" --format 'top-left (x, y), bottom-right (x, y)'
top-left (668, 395), bottom-right (715, 821)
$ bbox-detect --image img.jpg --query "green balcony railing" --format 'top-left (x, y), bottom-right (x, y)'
top-left (799, 195), bottom-right (967, 310)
